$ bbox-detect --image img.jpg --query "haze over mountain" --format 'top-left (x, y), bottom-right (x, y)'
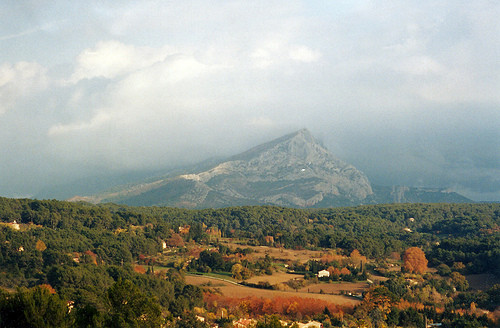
top-left (1, 2), bottom-right (498, 202)
top-left (71, 129), bottom-right (470, 208)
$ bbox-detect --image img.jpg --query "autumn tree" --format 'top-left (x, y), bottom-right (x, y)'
top-left (232, 263), bottom-right (244, 280)
top-left (450, 271), bottom-right (469, 291)
top-left (230, 263), bottom-right (252, 280)
top-left (354, 286), bottom-right (396, 327)
top-left (167, 233), bottom-right (185, 247)
top-left (349, 249), bottom-right (366, 268)
top-left (36, 239), bottom-right (47, 252)
top-left (340, 267), bottom-right (351, 276)
top-left (402, 247), bottom-right (428, 274)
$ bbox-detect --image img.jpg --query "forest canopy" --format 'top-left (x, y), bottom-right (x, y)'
top-left (0, 197), bottom-right (499, 326)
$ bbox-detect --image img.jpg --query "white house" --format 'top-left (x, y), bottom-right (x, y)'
top-left (318, 269), bottom-right (330, 278)
top-left (10, 220), bottom-right (20, 230)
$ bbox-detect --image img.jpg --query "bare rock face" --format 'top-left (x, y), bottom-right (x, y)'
top-left (106, 129), bottom-right (374, 208)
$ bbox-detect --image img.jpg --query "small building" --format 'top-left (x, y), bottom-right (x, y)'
top-left (10, 220), bottom-right (20, 230)
top-left (178, 225), bottom-right (190, 234)
top-left (296, 321), bottom-right (323, 328)
top-left (318, 269), bottom-right (330, 278)
top-left (233, 318), bottom-right (257, 328)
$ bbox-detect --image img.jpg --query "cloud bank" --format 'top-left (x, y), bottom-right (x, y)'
top-left (0, 1), bottom-right (498, 200)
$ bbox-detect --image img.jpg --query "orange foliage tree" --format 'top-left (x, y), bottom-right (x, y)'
top-left (133, 265), bottom-right (146, 274)
top-left (166, 233), bottom-right (185, 247)
top-left (38, 284), bottom-right (56, 294)
top-left (35, 240), bottom-right (47, 252)
top-left (362, 286), bottom-right (394, 315)
top-left (402, 247), bottom-right (428, 274)
top-left (349, 249), bottom-right (367, 268)
top-left (340, 267), bottom-right (351, 276)
top-left (203, 293), bottom-right (350, 319)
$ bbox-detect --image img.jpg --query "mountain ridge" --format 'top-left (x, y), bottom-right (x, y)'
top-left (70, 129), bottom-right (472, 207)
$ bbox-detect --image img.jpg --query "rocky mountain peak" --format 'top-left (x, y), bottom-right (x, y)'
top-left (88, 129), bottom-right (376, 208)
top-left (176, 129), bottom-right (374, 207)
top-left (231, 128), bottom-right (330, 164)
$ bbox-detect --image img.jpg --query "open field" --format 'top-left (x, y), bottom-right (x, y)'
top-left (245, 272), bottom-right (302, 285)
top-left (466, 274), bottom-right (500, 291)
top-left (186, 275), bottom-right (362, 306)
top-left (298, 282), bottom-right (369, 295)
top-left (220, 240), bottom-right (328, 263)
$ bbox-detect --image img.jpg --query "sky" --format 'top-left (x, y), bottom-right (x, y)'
top-left (0, 0), bottom-right (499, 201)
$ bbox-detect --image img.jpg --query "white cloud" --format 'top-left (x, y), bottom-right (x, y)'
top-left (49, 47), bottom-right (220, 145)
top-left (251, 42), bottom-right (322, 68)
top-left (0, 62), bottom-right (48, 114)
top-left (69, 41), bottom-right (176, 83)
top-left (54, 36), bottom-right (325, 141)
top-left (396, 56), bottom-right (443, 76)
top-left (289, 45), bottom-right (322, 63)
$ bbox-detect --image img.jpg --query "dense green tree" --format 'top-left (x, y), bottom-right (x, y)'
top-left (0, 286), bottom-right (71, 328)
top-left (106, 279), bottom-right (163, 328)
top-left (398, 307), bottom-right (424, 328)
top-left (256, 315), bottom-right (286, 328)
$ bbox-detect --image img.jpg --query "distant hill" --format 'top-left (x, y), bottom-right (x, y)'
top-left (369, 185), bottom-right (472, 205)
top-left (71, 129), bottom-right (472, 208)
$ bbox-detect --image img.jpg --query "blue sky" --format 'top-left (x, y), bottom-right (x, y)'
top-left (0, 1), bottom-right (499, 201)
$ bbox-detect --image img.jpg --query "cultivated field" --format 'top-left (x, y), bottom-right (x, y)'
top-left (186, 275), bottom-right (362, 306)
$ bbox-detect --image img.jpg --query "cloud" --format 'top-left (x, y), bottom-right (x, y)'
top-left (395, 56), bottom-right (443, 76)
top-left (0, 27), bottom-right (44, 41)
top-left (289, 45), bottom-right (322, 63)
top-left (0, 62), bottom-right (48, 114)
top-left (69, 41), bottom-right (176, 83)
top-left (250, 37), bottom-right (321, 68)
top-left (48, 111), bottom-right (112, 136)
top-left (0, 1), bottom-right (499, 201)
top-left (52, 36), bottom-right (323, 137)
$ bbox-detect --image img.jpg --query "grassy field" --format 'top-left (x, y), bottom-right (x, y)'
top-left (244, 272), bottom-right (302, 285)
top-left (466, 274), bottom-right (500, 291)
top-left (220, 240), bottom-right (328, 263)
top-left (297, 282), bottom-right (368, 295)
top-left (186, 275), bottom-right (362, 306)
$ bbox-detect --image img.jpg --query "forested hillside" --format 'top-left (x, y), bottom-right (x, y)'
top-left (0, 197), bottom-right (499, 326)
top-left (1, 198), bottom-right (499, 279)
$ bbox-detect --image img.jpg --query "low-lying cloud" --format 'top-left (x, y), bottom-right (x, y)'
top-left (0, 1), bottom-right (498, 201)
